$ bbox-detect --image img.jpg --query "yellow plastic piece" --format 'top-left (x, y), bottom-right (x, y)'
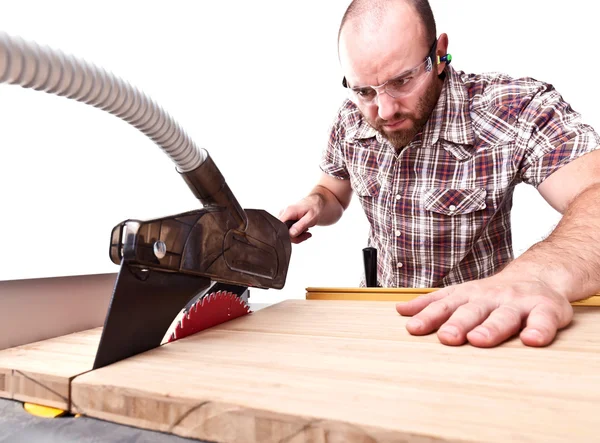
top-left (23, 402), bottom-right (67, 418)
top-left (305, 288), bottom-right (600, 307)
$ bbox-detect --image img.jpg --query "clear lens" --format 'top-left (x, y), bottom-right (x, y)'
top-left (348, 57), bottom-right (433, 105)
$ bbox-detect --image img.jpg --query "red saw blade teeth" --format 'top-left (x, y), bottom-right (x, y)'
top-left (168, 291), bottom-right (251, 343)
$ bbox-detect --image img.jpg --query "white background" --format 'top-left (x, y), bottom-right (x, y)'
top-left (0, 1), bottom-right (597, 303)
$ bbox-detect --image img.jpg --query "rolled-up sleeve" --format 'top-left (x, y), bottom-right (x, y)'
top-left (516, 85), bottom-right (600, 187)
top-left (319, 110), bottom-right (351, 180)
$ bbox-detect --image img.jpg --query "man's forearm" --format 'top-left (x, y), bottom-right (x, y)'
top-left (498, 183), bottom-right (600, 301)
top-left (308, 185), bottom-right (346, 226)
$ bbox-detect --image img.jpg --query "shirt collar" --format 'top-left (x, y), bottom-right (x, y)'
top-left (431, 65), bottom-right (475, 148)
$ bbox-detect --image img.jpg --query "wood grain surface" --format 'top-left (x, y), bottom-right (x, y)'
top-left (71, 300), bottom-right (600, 443)
top-left (0, 368), bottom-right (8, 399)
top-left (0, 328), bottom-right (102, 409)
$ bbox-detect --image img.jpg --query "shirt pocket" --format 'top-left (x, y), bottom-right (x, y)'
top-left (351, 173), bottom-right (381, 197)
top-left (423, 187), bottom-right (487, 216)
top-left (349, 172), bottom-right (383, 230)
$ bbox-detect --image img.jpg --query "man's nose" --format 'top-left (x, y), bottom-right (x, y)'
top-left (376, 91), bottom-right (400, 121)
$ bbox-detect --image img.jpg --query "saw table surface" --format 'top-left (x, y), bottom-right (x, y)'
top-left (1, 299), bottom-right (599, 442)
top-left (69, 299), bottom-right (600, 443)
top-left (0, 327), bottom-right (102, 410)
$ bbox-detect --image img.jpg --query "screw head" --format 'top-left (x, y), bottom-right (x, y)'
top-left (153, 241), bottom-right (167, 259)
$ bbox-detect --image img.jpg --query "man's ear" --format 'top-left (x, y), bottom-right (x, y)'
top-left (436, 33), bottom-right (450, 74)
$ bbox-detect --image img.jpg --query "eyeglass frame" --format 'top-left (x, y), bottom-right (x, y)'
top-left (341, 38), bottom-right (440, 102)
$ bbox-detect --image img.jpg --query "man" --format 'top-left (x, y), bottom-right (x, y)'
top-left (279, 0), bottom-right (600, 348)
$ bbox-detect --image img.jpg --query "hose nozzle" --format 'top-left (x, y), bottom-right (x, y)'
top-left (180, 152), bottom-right (247, 231)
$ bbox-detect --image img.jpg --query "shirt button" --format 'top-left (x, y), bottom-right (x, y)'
top-left (397, 262), bottom-right (403, 268)
top-left (448, 204), bottom-right (457, 211)
top-left (395, 230), bottom-right (401, 237)
top-left (395, 194), bottom-right (401, 200)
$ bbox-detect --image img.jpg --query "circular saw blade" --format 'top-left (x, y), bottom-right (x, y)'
top-left (168, 290), bottom-right (251, 343)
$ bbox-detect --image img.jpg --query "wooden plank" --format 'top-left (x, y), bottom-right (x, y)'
top-left (305, 287), bottom-right (600, 306)
top-left (0, 273), bottom-right (115, 350)
top-left (0, 368), bottom-right (8, 398)
top-left (71, 300), bottom-right (600, 443)
top-left (0, 299), bottom-right (257, 410)
top-left (0, 328), bottom-right (102, 409)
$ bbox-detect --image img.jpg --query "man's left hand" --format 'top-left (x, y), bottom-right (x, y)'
top-left (395, 277), bottom-right (574, 347)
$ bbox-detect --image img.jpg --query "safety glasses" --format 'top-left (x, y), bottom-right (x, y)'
top-left (342, 38), bottom-right (439, 105)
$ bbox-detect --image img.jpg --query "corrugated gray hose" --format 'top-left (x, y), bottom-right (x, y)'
top-left (0, 31), bottom-right (205, 172)
top-left (0, 31), bottom-right (247, 229)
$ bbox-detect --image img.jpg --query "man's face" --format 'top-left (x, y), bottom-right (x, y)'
top-left (339, 9), bottom-right (444, 150)
top-left (360, 62), bottom-right (441, 149)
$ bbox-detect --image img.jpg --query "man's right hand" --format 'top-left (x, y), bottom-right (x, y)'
top-left (279, 194), bottom-right (324, 244)
top-left (278, 173), bottom-right (353, 244)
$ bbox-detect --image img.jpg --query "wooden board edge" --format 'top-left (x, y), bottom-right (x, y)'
top-left (306, 287), bottom-right (435, 294)
top-left (306, 292), bottom-right (421, 302)
top-left (70, 383), bottom-right (462, 443)
top-left (0, 369), bottom-right (10, 400)
top-left (0, 326), bottom-right (103, 410)
top-left (305, 289), bottom-right (600, 307)
top-left (8, 370), bottom-right (71, 410)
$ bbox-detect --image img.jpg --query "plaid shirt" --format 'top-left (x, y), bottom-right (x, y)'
top-left (321, 65), bottom-right (600, 288)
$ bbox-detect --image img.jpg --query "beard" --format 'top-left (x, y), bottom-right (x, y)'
top-left (366, 78), bottom-right (442, 150)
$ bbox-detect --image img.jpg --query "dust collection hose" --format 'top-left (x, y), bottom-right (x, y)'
top-left (0, 31), bottom-right (247, 229)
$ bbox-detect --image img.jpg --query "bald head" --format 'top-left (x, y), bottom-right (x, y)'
top-left (338, 0), bottom-right (437, 50)
top-left (336, 0), bottom-right (446, 151)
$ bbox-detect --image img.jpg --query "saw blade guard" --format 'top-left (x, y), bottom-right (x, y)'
top-left (109, 206), bottom-right (291, 289)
